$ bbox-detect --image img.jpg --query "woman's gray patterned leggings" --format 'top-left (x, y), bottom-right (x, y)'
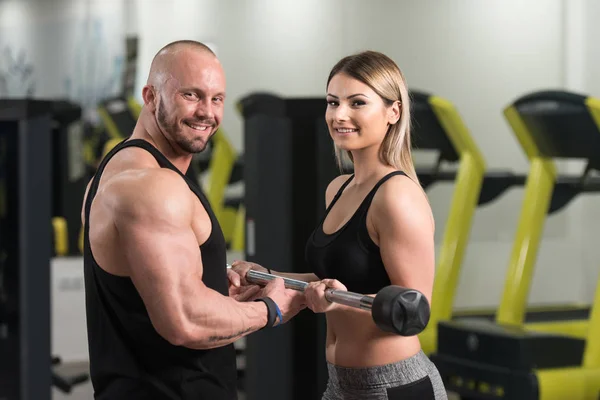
top-left (322, 350), bottom-right (447, 400)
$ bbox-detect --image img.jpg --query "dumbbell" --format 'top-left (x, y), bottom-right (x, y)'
top-left (245, 270), bottom-right (430, 336)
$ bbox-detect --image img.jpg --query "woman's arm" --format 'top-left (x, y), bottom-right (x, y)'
top-left (369, 175), bottom-right (436, 303)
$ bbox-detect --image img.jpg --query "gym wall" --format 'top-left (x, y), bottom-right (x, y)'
top-left (0, 0), bottom-right (126, 119)
top-left (1, 0), bottom-right (600, 360)
top-left (580, 0), bottom-right (600, 303)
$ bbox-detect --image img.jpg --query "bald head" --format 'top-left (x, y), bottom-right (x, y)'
top-left (140, 40), bottom-right (226, 156)
top-left (147, 40), bottom-right (218, 89)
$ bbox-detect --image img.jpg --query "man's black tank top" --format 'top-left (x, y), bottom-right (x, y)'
top-left (83, 139), bottom-right (238, 400)
top-left (305, 171), bottom-right (407, 294)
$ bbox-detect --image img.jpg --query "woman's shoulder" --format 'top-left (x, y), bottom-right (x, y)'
top-left (371, 172), bottom-right (434, 231)
top-left (324, 174), bottom-right (354, 208)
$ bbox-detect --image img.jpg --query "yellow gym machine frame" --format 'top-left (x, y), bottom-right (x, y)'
top-left (415, 94), bottom-right (486, 355)
top-left (497, 100), bottom-right (593, 339)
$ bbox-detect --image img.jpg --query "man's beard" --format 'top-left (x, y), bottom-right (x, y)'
top-left (156, 100), bottom-right (214, 154)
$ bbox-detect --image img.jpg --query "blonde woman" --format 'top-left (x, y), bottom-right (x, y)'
top-left (231, 51), bottom-right (446, 399)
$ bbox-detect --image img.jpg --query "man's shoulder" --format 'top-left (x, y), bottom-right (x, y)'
top-left (104, 167), bottom-right (193, 223)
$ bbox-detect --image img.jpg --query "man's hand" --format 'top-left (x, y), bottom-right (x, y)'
top-left (256, 278), bottom-right (306, 325)
top-left (228, 283), bottom-right (262, 302)
top-left (227, 266), bottom-right (261, 302)
top-left (228, 263), bottom-right (306, 323)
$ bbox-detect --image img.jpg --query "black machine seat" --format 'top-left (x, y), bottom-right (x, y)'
top-left (432, 353), bottom-right (540, 399)
top-left (431, 317), bottom-right (585, 399)
top-left (436, 318), bottom-right (585, 371)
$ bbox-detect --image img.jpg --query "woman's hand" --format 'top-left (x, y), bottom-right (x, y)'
top-left (227, 260), bottom-right (269, 287)
top-left (305, 279), bottom-right (347, 313)
top-left (227, 260), bottom-right (270, 301)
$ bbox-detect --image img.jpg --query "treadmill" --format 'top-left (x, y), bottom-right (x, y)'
top-left (410, 91), bottom-right (574, 355)
top-left (430, 90), bottom-right (600, 399)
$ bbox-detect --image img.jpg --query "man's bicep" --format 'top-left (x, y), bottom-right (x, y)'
top-left (115, 205), bottom-right (203, 343)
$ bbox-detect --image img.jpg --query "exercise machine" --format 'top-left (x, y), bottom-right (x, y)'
top-left (203, 129), bottom-right (244, 250)
top-left (49, 100), bottom-right (87, 256)
top-left (0, 99), bottom-right (88, 399)
top-left (96, 96), bottom-right (139, 143)
top-left (412, 90), bottom-right (596, 355)
top-left (239, 92), bottom-right (338, 400)
top-left (431, 90), bottom-right (600, 399)
top-left (0, 99), bottom-right (52, 399)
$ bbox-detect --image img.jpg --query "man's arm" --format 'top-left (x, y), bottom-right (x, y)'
top-left (111, 169), bottom-right (271, 349)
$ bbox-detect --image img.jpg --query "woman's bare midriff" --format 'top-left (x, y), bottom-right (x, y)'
top-left (324, 306), bottom-right (422, 368)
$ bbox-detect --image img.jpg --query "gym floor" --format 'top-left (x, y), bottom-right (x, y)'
top-left (52, 362), bottom-right (93, 400)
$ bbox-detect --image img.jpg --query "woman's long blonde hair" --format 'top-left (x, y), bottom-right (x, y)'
top-left (327, 51), bottom-right (418, 184)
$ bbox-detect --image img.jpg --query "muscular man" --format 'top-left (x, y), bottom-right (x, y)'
top-left (81, 40), bottom-right (305, 400)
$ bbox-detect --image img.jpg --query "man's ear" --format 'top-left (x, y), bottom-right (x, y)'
top-left (388, 100), bottom-right (401, 125)
top-left (142, 85), bottom-right (158, 112)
